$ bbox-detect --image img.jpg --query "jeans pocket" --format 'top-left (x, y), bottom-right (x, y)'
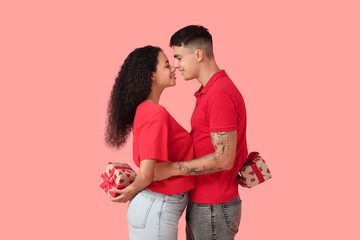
top-left (127, 192), bottom-right (155, 229)
top-left (165, 192), bottom-right (187, 204)
top-left (221, 197), bottom-right (242, 233)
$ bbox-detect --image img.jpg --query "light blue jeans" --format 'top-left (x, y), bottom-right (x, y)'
top-left (127, 189), bottom-right (188, 240)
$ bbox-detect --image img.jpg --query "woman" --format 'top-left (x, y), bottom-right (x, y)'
top-left (105, 46), bottom-right (195, 240)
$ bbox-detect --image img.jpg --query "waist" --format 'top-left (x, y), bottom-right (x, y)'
top-left (190, 173), bottom-right (239, 204)
top-left (140, 189), bottom-right (189, 199)
top-left (146, 175), bottom-right (195, 195)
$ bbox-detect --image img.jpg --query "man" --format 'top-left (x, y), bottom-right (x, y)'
top-left (154, 25), bottom-right (248, 240)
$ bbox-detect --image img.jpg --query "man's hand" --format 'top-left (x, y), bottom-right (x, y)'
top-left (153, 161), bottom-right (176, 181)
top-left (238, 176), bottom-right (250, 188)
top-left (110, 185), bottom-right (138, 203)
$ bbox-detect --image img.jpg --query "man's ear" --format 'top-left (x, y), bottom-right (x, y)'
top-left (194, 49), bottom-right (204, 62)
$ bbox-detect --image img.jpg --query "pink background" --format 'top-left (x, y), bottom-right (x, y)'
top-left (1, 0), bottom-right (359, 239)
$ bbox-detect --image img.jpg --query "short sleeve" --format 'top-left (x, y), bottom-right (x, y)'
top-left (205, 91), bottom-right (237, 132)
top-left (137, 121), bottom-right (168, 163)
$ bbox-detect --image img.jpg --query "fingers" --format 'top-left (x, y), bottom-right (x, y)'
top-left (238, 177), bottom-right (249, 188)
top-left (110, 194), bottom-right (126, 203)
top-left (109, 188), bottom-right (126, 202)
top-left (239, 182), bottom-right (248, 188)
top-left (113, 188), bottom-right (124, 194)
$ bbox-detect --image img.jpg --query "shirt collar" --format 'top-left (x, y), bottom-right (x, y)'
top-left (194, 70), bottom-right (227, 98)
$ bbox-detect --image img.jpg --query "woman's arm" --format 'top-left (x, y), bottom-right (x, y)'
top-left (110, 159), bottom-right (156, 203)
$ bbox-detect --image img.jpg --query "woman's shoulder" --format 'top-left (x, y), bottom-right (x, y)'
top-left (137, 101), bottom-right (169, 114)
top-left (135, 102), bottom-right (170, 125)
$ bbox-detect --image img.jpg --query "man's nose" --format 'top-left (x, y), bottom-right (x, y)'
top-left (174, 60), bottom-right (180, 68)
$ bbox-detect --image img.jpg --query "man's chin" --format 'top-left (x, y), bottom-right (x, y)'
top-left (184, 76), bottom-right (196, 81)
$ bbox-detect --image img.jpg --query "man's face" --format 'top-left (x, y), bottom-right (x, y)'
top-left (172, 45), bottom-right (198, 81)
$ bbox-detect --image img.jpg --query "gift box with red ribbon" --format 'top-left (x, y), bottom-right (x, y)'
top-left (100, 162), bottom-right (137, 197)
top-left (240, 152), bottom-right (272, 188)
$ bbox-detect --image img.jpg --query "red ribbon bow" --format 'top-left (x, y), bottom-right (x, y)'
top-left (247, 152), bottom-right (265, 184)
top-left (100, 168), bottom-right (117, 195)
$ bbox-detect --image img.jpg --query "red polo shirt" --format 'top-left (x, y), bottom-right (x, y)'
top-left (190, 70), bottom-right (248, 204)
top-left (133, 101), bottom-right (195, 195)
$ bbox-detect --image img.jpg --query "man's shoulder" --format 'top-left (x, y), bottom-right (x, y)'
top-left (206, 76), bottom-right (244, 108)
top-left (209, 77), bottom-right (241, 98)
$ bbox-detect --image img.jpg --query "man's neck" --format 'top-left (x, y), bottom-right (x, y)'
top-left (197, 62), bottom-right (221, 87)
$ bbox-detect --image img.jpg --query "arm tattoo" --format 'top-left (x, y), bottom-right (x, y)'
top-left (227, 137), bottom-right (230, 156)
top-left (211, 132), bottom-right (231, 160)
top-left (176, 161), bottom-right (223, 175)
top-left (175, 131), bottom-right (234, 176)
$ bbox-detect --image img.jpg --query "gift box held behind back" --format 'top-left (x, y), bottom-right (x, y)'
top-left (240, 152), bottom-right (272, 188)
top-left (100, 162), bottom-right (136, 197)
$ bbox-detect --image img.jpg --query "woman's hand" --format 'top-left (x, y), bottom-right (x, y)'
top-left (110, 159), bottom-right (156, 203)
top-left (110, 185), bottom-right (138, 203)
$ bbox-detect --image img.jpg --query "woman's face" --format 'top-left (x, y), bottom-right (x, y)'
top-left (152, 51), bottom-right (176, 88)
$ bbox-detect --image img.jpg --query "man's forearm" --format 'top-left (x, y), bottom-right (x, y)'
top-left (174, 131), bottom-right (237, 176)
top-left (174, 152), bottom-right (224, 175)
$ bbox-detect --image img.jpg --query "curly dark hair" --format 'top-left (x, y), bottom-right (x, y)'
top-left (105, 45), bottom-right (162, 149)
top-left (169, 25), bottom-right (214, 59)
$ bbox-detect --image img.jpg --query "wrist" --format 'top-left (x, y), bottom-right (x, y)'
top-left (173, 162), bottom-right (182, 176)
top-left (127, 184), bottom-right (140, 196)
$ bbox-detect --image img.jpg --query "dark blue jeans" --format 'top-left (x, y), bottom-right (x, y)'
top-left (186, 195), bottom-right (242, 240)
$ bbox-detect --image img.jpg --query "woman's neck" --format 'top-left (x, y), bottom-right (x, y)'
top-left (145, 88), bottom-right (163, 104)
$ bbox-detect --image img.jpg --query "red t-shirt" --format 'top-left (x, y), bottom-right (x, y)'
top-left (190, 70), bottom-right (248, 204)
top-left (133, 101), bottom-right (195, 195)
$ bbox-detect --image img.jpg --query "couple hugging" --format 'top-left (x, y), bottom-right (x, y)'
top-left (105, 25), bottom-right (247, 240)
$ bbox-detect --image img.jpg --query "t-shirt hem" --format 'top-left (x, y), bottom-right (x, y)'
top-left (139, 157), bottom-right (167, 163)
top-left (147, 185), bottom-right (194, 195)
top-left (189, 192), bottom-right (238, 204)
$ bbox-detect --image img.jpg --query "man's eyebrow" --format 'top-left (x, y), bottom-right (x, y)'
top-left (165, 60), bottom-right (169, 64)
top-left (174, 54), bottom-right (181, 58)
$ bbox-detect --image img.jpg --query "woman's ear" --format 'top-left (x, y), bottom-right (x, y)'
top-left (151, 73), bottom-right (156, 83)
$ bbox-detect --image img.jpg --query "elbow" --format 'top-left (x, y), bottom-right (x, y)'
top-left (213, 151), bottom-right (235, 171)
top-left (138, 172), bottom-right (154, 185)
top-left (221, 157), bottom-right (235, 171)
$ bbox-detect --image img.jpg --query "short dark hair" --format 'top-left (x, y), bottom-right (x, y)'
top-left (169, 25), bottom-right (214, 59)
